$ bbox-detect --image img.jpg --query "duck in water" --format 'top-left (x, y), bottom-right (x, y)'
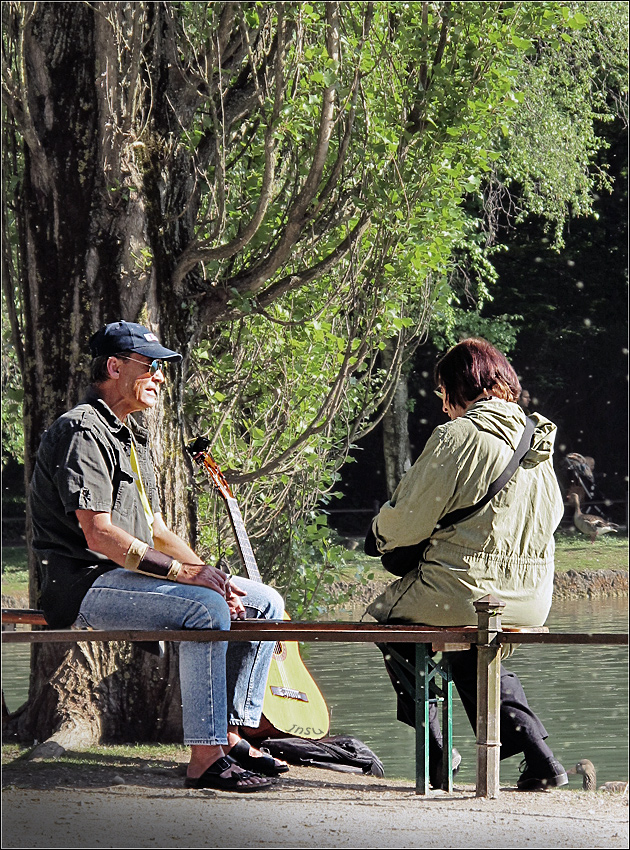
top-left (568, 759), bottom-right (629, 794)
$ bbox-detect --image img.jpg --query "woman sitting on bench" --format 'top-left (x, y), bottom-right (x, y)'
top-left (365, 337), bottom-right (568, 791)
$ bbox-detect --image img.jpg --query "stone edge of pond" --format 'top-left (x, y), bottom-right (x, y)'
top-left (552, 568), bottom-right (628, 600)
top-left (330, 568), bottom-right (629, 608)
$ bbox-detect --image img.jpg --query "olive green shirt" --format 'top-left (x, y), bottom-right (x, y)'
top-left (30, 392), bottom-right (160, 628)
top-left (366, 399), bottom-right (564, 628)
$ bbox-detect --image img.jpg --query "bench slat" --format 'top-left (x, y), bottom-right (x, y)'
top-left (3, 608), bottom-right (625, 645)
top-left (2, 625), bottom-right (626, 645)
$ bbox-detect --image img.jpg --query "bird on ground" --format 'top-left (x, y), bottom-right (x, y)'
top-left (566, 493), bottom-right (620, 543)
top-left (564, 453), bottom-right (596, 492)
top-left (567, 759), bottom-right (629, 794)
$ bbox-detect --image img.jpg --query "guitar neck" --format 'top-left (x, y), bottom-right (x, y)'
top-left (225, 496), bottom-right (262, 584)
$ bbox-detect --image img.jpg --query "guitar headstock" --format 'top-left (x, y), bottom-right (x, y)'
top-left (186, 437), bottom-right (234, 500)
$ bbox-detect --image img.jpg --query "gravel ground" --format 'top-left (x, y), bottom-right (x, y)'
top-left (2, 761), bottom-right (628, 849)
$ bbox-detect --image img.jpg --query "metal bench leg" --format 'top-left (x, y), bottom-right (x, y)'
top-left (415, 643), bottom-right (431, 794)
top-left (414, 645), bottom-right (454, 794)
top-left (386, 643), bottom-right (454, 794)
top-left (439, 655), bottom-right (454, 793)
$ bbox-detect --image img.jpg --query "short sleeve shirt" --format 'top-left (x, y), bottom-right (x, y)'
top-left (30, 393), bottom-right (160, 627)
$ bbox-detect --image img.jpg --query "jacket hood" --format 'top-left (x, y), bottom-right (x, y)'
top-left (463, 399), bottom-right (557, 466)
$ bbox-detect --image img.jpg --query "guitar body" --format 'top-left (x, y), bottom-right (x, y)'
top-left (262, 613), bottom-right (329, 739)
top-left (187, 439), bottom-right (330, 740)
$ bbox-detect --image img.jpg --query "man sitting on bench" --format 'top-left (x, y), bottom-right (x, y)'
top-left (30, 320), bottom-right (287, 792)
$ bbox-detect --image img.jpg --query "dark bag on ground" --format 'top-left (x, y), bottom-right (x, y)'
top-left (258, 735), bottom-right (385, 776)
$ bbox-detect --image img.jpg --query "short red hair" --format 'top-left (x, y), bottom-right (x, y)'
top-left (434, 338), bottom-right (521, 410)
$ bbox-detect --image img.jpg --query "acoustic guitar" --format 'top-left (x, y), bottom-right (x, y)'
top-left (187, 437), bottom-right (330, 740)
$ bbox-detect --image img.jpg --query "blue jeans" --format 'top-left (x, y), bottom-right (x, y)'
top-left (75, 569), bottom-right (284, 746)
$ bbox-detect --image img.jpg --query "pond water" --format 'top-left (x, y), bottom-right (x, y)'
top-left (3, 597), bottom-right (627, 788)
top-left (302, 596), bottom-right (629, 787)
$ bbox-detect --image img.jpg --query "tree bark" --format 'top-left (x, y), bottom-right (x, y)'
top-left (12, 642), bottom-right (183, 747)
top-left (381, 338), bottom-right (412, 498)
top-left (4, 2), bottom-right (187, 746)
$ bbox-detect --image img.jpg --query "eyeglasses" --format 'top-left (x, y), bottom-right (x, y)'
top-left (117, 355), bottom-right (165, 376)
top-left (434, 388), bottom-right (445, 401)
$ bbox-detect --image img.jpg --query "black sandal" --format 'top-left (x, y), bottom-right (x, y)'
top-left (184, 755), bottom-right (273, 792)
top-left (229, 739), bottom-right (290, 776)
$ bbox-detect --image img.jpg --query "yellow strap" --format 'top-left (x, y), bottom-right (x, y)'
top-left (130, 441), bottom-right (154, 530)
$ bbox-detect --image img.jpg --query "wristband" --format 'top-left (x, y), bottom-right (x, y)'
top-left (125, 539), bottom-right (149, 570)
top-left (124, 539), bottom-right (181, 581)
top-left (166, 560), bottom-right (183, 582)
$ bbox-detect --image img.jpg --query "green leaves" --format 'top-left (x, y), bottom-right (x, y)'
top-left (512, 35), bottom-right (535, 53)
top-left (4, 0), bottom-right (623, 610)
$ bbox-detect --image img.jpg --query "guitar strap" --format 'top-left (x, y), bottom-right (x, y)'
top-left (130, 439), bottom-right (154, 531)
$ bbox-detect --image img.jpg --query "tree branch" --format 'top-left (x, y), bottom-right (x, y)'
top-left (216, 2), bottom-right (341, 298)
top-left (254, 213), bottom-right (371, 310)
top-left (171, 6), bottom-right (288, 289)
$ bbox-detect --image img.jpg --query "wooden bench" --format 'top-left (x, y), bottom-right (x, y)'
top-left (3, 595), bottom-right (628, 797)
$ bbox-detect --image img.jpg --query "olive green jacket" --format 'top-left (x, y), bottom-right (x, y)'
top-left (366, 399), bottom-right (564, 627)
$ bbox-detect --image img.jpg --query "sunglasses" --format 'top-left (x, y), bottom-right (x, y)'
top-left (434, 388), bottom-right (445, 400)
top-left (118, 355), bottom-right (165, 375)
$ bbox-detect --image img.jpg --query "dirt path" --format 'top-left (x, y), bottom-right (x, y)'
top-left (2, 759), bottom-right (628, 849)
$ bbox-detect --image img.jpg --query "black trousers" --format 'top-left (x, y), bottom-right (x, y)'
top-left (381, 643), bottom-right (551, 766)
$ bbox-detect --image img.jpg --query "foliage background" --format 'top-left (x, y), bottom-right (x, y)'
top-left (1, 1), bottom-right (627, 618)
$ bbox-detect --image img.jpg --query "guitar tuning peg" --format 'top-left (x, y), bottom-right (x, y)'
top-left (186, 436), bottom-right (210, 456)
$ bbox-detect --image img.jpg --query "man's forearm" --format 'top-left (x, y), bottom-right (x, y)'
top-left (76, 509), bottom-right (136, 566)
top-left (151, 516), bottom-right (204, 565)
top-left (152, 527), bottom-right (202, 563)
top-left (76, 508), bottom-right (216, 586)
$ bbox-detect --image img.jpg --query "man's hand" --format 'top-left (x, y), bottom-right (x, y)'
top-left (226, 580), bottom-right (247, 620)
top-left (177, 565), bottom-right (247, 619)
top-left (177, 562), bottom-right (232, 597)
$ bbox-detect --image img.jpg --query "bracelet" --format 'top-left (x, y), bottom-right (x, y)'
top-left (125, 539), bottom-right (149, 570)
top-left (166, 560), bottom-right (183, 582)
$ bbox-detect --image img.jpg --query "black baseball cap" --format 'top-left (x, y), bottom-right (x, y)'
top-left (89, 321), bottom-right (182, 362)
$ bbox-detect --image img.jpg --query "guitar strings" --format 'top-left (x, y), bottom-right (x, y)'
top-left (228, 499), bottom-right (293, 692)
top-left (196, 453), bottom-right (324, 719)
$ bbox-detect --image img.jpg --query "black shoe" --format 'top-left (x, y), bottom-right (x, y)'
top-left (229, 739), bottom-right (289, 776)
top-left (517, 758), bottom-right (569, 791)
top-left (184, 755), bottom-right (273, 792)
top-left (430, 748), bottom-right (462, 788)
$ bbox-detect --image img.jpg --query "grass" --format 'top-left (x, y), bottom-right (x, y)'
top-left (2, 743), bottom-right (189, 787)
top-left (1, 546), bottom-right (29, 598)
top-left (2, 741), bottom-right (188, 768)
top-left (2, 534), bottom-right (627, 601)
top-left (553, 529), bottom-right (628, 572)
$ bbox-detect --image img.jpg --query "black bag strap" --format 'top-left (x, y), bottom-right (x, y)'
top-left (366, 417), bottom-right (537, 577)
top-left (434, 416), bottom-right (536, 532)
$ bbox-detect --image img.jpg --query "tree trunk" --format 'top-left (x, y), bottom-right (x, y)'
top-left (381, 338), bottom-right (412, 498)
top-left (11, 642), bottom-right (183, 747)
top-left (6, 1), bottom-right (188, 746)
